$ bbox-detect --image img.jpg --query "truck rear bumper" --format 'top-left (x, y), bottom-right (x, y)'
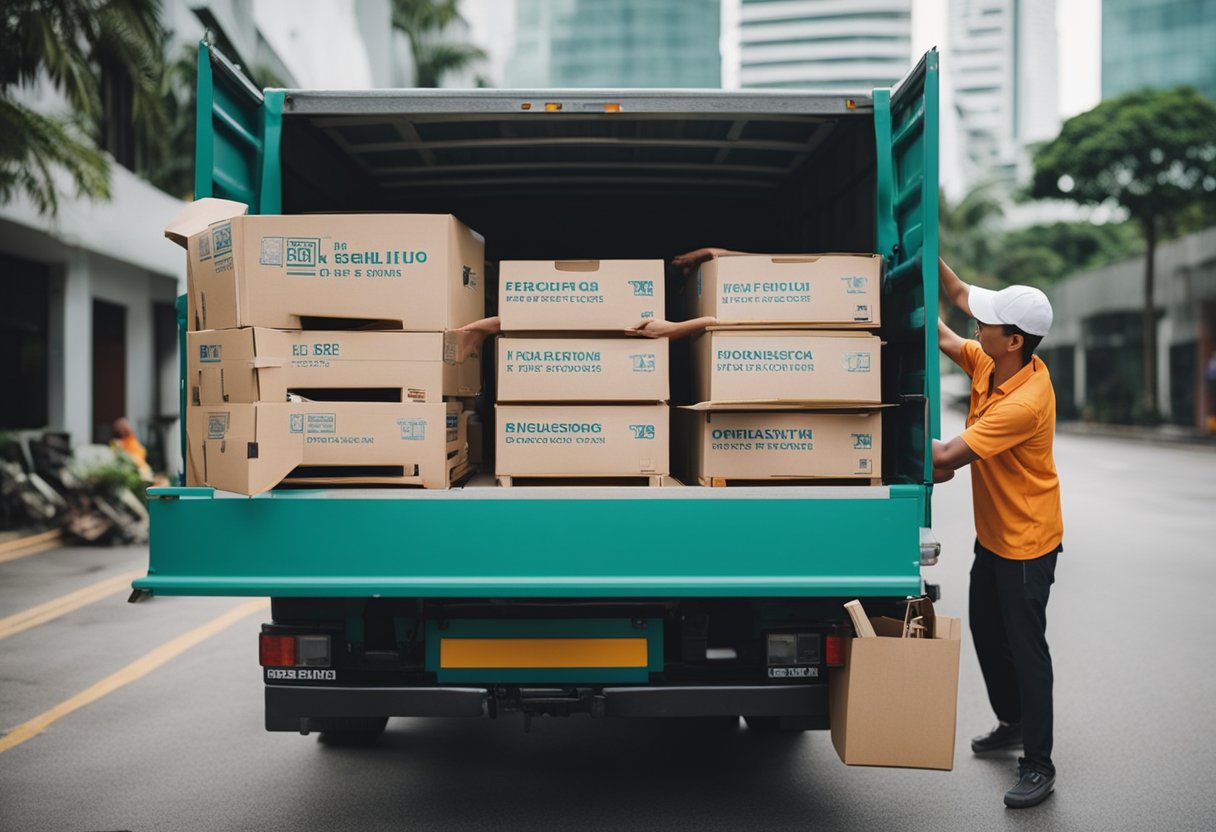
top-left (265, 683), bottom-right (826, 731)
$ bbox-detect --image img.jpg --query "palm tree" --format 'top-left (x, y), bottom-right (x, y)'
top-left (391, 0), bottom-right (487, 88)
top-left (0, 0), bottom-right (167, 216)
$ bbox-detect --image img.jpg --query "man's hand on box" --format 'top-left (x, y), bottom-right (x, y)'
top-left (626, 318), bottom-right (680, 339)
top-left (454, 316), bottom-right (500, 361)
top-left (671, 247), bottom-right (736, 276)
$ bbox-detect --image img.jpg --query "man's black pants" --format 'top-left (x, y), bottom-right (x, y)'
top-left (969, 541), bottom-right (1059, 775)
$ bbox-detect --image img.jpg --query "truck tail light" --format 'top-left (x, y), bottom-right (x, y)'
top-left (825, 634), bottom-right (846, 667)
top-left (260, 634), bottom-right (296, 667)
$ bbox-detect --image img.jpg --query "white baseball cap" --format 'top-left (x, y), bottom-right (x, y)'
top-left (968, 284), bottom-right (1053, 337)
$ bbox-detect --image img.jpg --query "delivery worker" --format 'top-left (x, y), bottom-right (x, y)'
top-left (933, 257), bottom-right (1062, 809)
top-left (111, 417), bottom-right (153, 481)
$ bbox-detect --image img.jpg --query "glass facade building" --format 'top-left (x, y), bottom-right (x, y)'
top-left (507, 0), bottom-right (721, 88)
top-left (735, 0), bottom-right (912, 90)
top-left (1102, 0), bottom-right (1216, 101)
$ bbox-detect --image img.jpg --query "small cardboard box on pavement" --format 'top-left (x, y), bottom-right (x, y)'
top-left (679, 409), bottom-right (882, 483)
top-left (499, 260), bottom-right (664, 331)
top-left (496, 404), bottom-right (669, 477)
top-left (690, 253), bottom-right (882, 326)
top-left (497, 337), bottom-right (669, 402)
top-left (187, 328), bottom-right (480, 405)
top-left (830, 597), bottom-right (962, 771)
top-left (692, 329), bottom-right (881, 404)
top-left (186, 400), bottom-right (467, 494)
top-left (165, 198), bottom-right (484, 331)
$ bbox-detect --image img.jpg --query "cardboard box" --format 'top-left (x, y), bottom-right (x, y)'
top-left (690, 254), bottom-right (882, 326)
top-left (681, 410), bottom-right (881, 482)
top-left (497, 337), bottom-right (669, 403)
top-left (692, 329), bottom-right (880, 404)
top-left (496, 404), bottom-right (669, 477)
top-left (187, 328), bottom-right (480, 405)
top-left (186, 401), bottom-right (466, 494)
top-left (829, 613), bottom-right (962, 770)
top-left (499, 260), bottom-right (664, 331)
top-left (165, 198), bottom-right (484, 331)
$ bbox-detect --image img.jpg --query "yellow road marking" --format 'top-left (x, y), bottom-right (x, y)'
top-left (0, 598), bottom-right (268, 754)
top-left (0, 570), bottom-right (145, 642)
top-left (441, 637), bottom-right (649, 669)
top-left (0, 530), bottom-right (62, 564)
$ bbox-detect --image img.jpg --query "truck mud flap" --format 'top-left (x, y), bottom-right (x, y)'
top-left (265, 685), bottom-right (486, 731)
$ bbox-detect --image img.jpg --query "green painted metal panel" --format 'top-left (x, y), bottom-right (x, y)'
top-left (137, 487), bottom-right (923, 598)
top-left (258, 90), bottom-right (285, 214)
top-left (874, 50), bottom-right (940, 525)
top-left (176, 294), bottom-right (187, 485)
top-left (425, 618), bottom-right (662, 683)
top-left (194, 41), bottom-right (264, 208)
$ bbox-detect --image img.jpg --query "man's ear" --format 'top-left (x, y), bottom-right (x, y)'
top-left (1007, 332), bottom-right (1023, 355)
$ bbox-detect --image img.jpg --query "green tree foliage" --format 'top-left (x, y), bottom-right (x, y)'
top-left (993, 221), bottom-right (1143, 288)
top-left (391, 0), bottom-right (487, 88)
top-left (1, 0), bottom-right (168, 215)
top-left (1030, 86), bottom-right (1216, 420)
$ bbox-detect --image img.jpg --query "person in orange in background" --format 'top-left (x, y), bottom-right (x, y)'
top-left (111, 418), bottom-right (153, 481)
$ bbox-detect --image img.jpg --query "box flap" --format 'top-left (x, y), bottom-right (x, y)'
top-left (164, 198), bottom-right (249, 248)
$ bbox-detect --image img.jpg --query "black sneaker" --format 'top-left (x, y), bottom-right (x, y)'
top-left (971, 722), bottom-right (1023, 753)
top-left (1004, 761), bottom-right (1055, 809)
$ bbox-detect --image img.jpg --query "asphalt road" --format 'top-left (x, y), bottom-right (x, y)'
top-left (2, 404), bottom-right (1215, 831)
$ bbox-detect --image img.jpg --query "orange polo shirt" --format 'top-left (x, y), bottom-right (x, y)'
top-left (957, 340), bottom-right (1063, 560)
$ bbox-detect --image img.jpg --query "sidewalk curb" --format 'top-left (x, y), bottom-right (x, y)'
top-left (1055, 422), bottom-right (1216, 451)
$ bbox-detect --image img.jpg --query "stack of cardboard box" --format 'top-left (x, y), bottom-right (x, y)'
top-left (164, 199), bottom-right (485, 495)
top-left (494, 260), bottom-right (670, 483)
top-left (679, 254), bottom-right (886, 485)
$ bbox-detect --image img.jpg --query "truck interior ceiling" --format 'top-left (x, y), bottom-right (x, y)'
top-left (279, 103), bottom-right (877, 267)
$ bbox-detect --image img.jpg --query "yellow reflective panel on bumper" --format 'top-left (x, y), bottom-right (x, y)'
top-left (440, 638), bottom-right (648, 669)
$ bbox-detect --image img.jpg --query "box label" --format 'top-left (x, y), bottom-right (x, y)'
top-left (398, 418), bottom-right (427, 440)
top-left (207, 413), bottom-right (229, 439)
top-left (199, 344), bottom-right (222, 363)
top-left (715, 347), bottom-right (815, 375)
top-left (503, 348), bottom-right (604, 375)
top-left (630, 353), bottom-right (656, 372)
top-left (843, 352), bottom-right (871, 373)
top-left (629, 424), bottom-right (656, 440)
top-left (719, 281), bottom-right (812, 307)
top-left (290, 413), bottom-right (336, 434)
top-left (841, 276), bottom-right (868, 294)
top-left (710, 427), bottom-right (815, 452)
top-left (503, 279), bottom-right (606, 306)
top-left (503, 421), bottom-right (606, 445)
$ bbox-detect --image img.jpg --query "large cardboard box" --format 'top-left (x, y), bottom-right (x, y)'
top-left (496, 404), bottom-right (669, 477)
top-left (187, 328), bottom-right (480, 405)
top-left (682, 410), bottom-right (882, 482)
top-left (690, 254), bottom-right (882, 326)
top-left (186, 401), bottom-right (466, 494)
top-left (829, 614), bottom-right (962, 770)
top-left (165, 198), bottom-right (484, 331)
top-left (497, 337), bottom-right (669, 403)
top-left (692, 329), bottom-right (880, 404)
top-left (499, 260), bottom-right (664, 331)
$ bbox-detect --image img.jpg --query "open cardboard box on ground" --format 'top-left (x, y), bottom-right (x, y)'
top-left (497, 336), bottom-right (669, 402)
top-left (499, 260), bottom-right (664, 331)
top-left (186, 401), bottom-right (467, 494)
top-left (830, 598), bottom-right (962, 771)
top-left (187, 328), bottom-right (480, 405)
top-left (165, 198), bottom-right (484, 331)
top-left (692, 329), bottom-right (881, 405)
top-left (690, 253), bottom-right (882, 326)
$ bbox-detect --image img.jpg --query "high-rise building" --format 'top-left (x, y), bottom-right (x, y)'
top-left (949, 0), bottom-right (1059, 187)
top-left (1102, 0), bottom-right (1216, 102)
top-left (506, 0), bottom-right (721, 88)
top-left (733, 0), bottom-right (913, 91)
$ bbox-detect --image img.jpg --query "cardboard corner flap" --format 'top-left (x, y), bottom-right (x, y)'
top-left (164, 198), bottom-right (249, 248)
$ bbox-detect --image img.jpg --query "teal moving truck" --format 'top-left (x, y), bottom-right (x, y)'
top-left (135, 44), bottom-right (943, 741)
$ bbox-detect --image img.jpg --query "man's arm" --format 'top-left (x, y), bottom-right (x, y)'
top-left (626, 316), bottom-right (717, 340)
top-left (939, 257), bottom-right (972, 317)
top-left (932, 436), bottom-right (979, 481)
top-left (938, 317), bottom-right (968, 369)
